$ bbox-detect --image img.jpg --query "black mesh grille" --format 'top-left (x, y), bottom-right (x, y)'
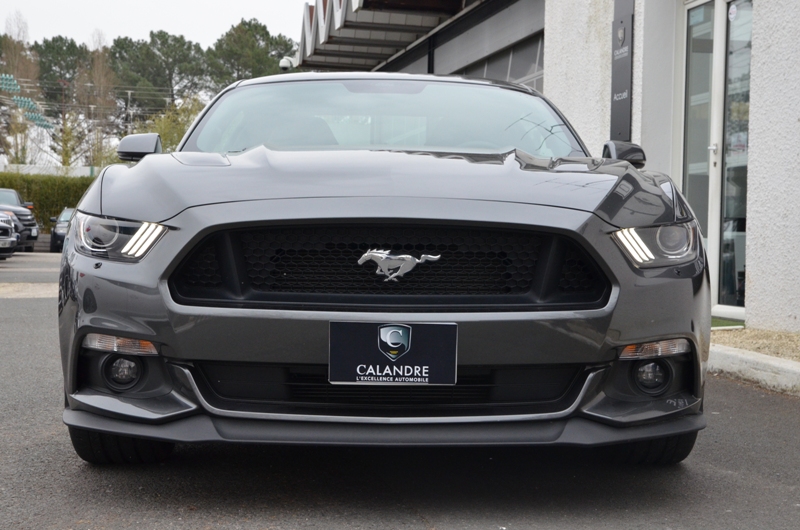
top-left (558, 248), bottom-right (597, 292)
top-left (194, 362), bottom-right (584, 416)
top-left (170, 223), bottom-right (609, 311)
top-left (238, 226), bottom-right (541, 296)
top-left (181, 242), bottom-right (223, 288)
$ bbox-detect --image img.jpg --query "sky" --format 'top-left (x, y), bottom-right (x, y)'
top-left (1, 0), bottom-right (309, 48)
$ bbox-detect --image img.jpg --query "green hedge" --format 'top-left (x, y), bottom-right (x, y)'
top-left (0, 172), bottom-right (95, 232)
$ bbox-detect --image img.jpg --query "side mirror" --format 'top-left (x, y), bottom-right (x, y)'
top-left (602, 141), bottom-right (646, 169)
top-left (49, 217), bottom-right (57, 223)
top-left (117, 133), bottom-right (163, 162)
top-left (23, 201), bottom-right (34, 210)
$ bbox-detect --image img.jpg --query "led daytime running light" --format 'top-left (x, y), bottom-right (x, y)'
top-left (82, 333), bottom-right (158, 356)
top-left (616, 228), bottom-right (655, 264)
top-left (120, 222), bottom-right (165, 257)
top-left (620, 338), bottom-right (691, 359)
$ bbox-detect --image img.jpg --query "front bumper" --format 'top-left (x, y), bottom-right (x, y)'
top-left (18, 227), bottom-right (38, 246)
top-left (0, 236), bottom-right (16, 256)
top-left (63, 359), bottom-right (704, 445)
top-left (50, 231), bottom-right (66, 250)
top-left (59, 197), bottom-right (710, 446)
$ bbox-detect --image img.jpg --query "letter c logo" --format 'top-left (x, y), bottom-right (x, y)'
top-left (386, 329), bottom-right (405, 348)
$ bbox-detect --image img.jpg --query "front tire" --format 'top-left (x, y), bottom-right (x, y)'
top-left (68, 426), bottom-right (174, 465)
top-left (610, 431), bottom-right (698, 465)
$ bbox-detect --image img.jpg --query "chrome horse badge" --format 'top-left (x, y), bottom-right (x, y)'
top-left (358, 249), bottom-right (441, 282)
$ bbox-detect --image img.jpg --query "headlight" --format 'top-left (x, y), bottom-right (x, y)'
top-left (73, 212), bottom-right (167, 261)
top-left (613, 220), bottom-right (699, 268)
top-left (1, 210), bottom-right (19, 222)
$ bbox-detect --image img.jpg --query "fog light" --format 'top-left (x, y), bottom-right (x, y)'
top-left (110, 357), bottom-right (139, 384)
top-left (103, 355), bottom-right (142, 390)
top-left (633, 360), bottom-right (671, 396)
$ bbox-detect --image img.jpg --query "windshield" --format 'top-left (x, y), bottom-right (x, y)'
top-left (0, 190), bottom-right (21, 206)
top-left (58, 208), bottom-right (75, 222)
top-left (183, 79), bottom-right (585, 158)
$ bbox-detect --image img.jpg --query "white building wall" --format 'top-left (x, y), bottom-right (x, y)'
top-left (506, 0), bottom-right (800, 331)
top-left (543, 0), bottom-right (614, 157)
top-left (632, 0), bottom-right (678, 178)
top-left (745, 0), bottom-right (800, 332)
top-left (543, 0), bottom-right (677, 171)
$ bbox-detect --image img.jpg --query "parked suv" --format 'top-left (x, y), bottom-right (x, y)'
top-left (0, 188), bottom-right (39, 252)
top-left (0, 212), bottom-right (18, 260)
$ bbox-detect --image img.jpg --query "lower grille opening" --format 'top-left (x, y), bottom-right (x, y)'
top-left (191, 362), bottom-right (589, 417)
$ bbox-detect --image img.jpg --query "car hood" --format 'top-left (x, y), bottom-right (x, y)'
top-left (96, 146), bottom-right (679, 228)
top-left (0, 204), bottom-right (32, 216)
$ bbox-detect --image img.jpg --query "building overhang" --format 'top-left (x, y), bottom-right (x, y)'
top-left (297, 0), bottom-right (468, 71)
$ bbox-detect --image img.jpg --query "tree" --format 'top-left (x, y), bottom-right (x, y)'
top-left (0, 11), bottom-right (40, 163)
top-left (136, 97), bottom-right (204, 152)
top-left (108, 36), bottom-right (168, 113)
top-left (31, 36), bottom-right (90, 110)
top-left (1, 11), bottom-right (37, 79)
top-left (31, 36), bottom-right (96, 167)
top-left (109, 31), bottom-right (205, 115)
top-left (78, 32), bottom-right (122, 167)
top-left (49, 111), bottom-right (88, 166)
top-left (148, 30), bottom-right (205, 102)
top-left (206, 19), bottom-right (295, 92)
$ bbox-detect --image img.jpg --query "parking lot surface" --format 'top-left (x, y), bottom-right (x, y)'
top-left (0, 252), bottom-right (61, 283)
top-left (1, 268), bottom-right (798, 529)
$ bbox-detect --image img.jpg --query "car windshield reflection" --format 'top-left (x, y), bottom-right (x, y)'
top-left (184, 79), bottom-right (584, 159)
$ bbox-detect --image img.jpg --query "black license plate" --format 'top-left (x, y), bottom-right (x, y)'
top-left (329, 322), bottom-right (457, 385)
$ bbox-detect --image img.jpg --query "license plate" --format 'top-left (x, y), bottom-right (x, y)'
top-left (31, 228), bottom-right (38, 237)
top-left (0, 240), bottom-right (11, 248)
top-left (329, 322), bottom-right (457, 385)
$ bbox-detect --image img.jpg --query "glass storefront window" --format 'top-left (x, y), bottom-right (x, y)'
top-left (719, 0), bottom-right (752, 307)
top-left (682, 3), bottom-right (715, 237)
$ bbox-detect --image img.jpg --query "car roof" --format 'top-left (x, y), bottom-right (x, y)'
top-left (235, 71), bottom-right (537, 96)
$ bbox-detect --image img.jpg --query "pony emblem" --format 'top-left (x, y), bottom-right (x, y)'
top-left (358, 249), bottom-right (441, 282)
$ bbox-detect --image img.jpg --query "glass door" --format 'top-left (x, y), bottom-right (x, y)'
top-left (681, 0), bottom-right (752, 312)
top-left (682, 2), bottom-right (716, 239)
top-left (719, 0), bottom-right (752, 307)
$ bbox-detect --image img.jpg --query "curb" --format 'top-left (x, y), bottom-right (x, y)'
top-left (709, 343), bottom-right (800, 396)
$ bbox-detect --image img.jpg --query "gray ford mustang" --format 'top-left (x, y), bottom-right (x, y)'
top-left (59, 73), bottom-right (709, 466)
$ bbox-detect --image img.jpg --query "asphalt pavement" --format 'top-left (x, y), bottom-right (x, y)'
top-left (0, 251), bottom-right (62, 283)
top-left (1, 256), bottom-right (799, 529)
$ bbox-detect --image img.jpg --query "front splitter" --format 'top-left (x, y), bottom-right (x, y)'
top-left (64, 409), bottom-right (705, 447)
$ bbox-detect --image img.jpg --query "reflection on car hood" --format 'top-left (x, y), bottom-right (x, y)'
top-left (97, 146), bottom-right (678, 228)
top-left (0, 203), bottom-right (31, 216)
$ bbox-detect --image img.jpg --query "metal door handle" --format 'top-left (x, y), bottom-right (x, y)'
top-left (708, 143), bottom-right (718, 154)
